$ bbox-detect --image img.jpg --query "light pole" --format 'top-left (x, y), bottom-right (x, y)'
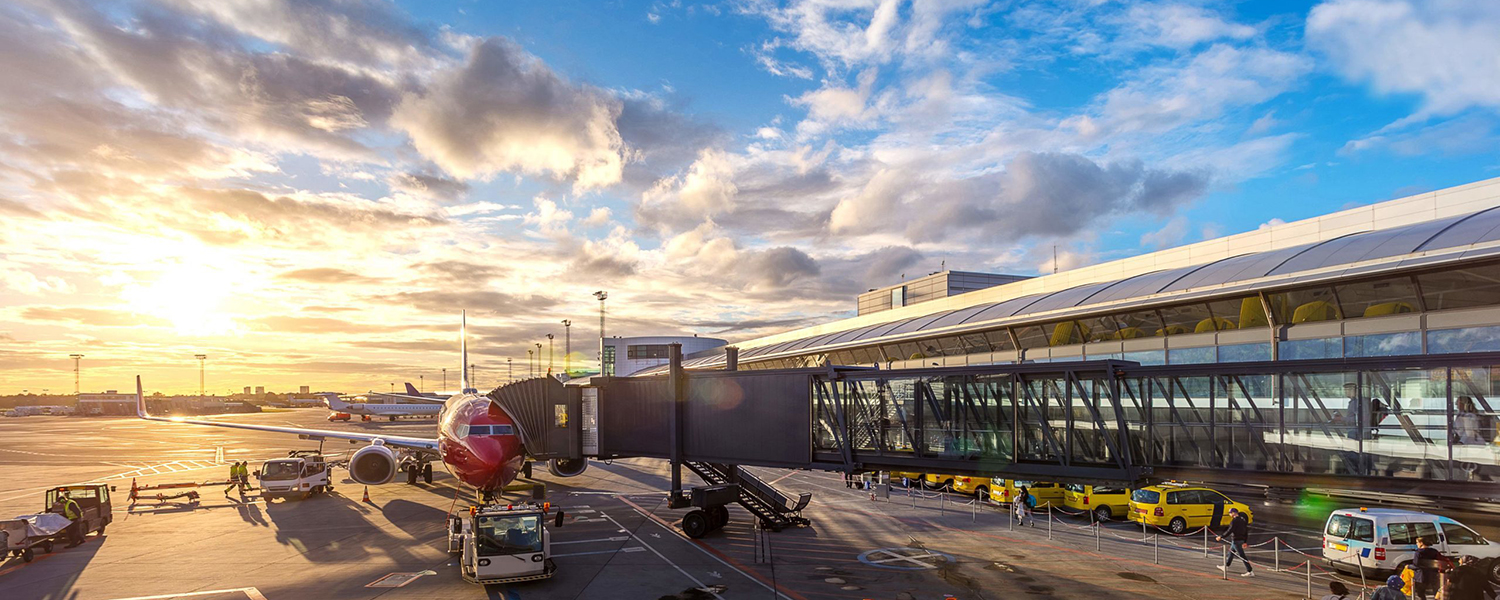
top-left (546, 334), bottom-right (555, 375)
top-left (194, 354), bottom-right (207, 401)
top-left (470, 363), bottom-right (477, 390)
top-left (534, 343), bottom-right (542, 376)
top-left (69, 354), bottom-right (84, 395)
top-left (442, 368), bottom-right (447, 393)
top-left (390, 382), bottom-right (395, 394)
top-left (507, 358), bottom-right (513, 383)
top-left (527, 349), bottom-right (534, 377)
top-left (561, 320), bottom-right (571, 375)
top-left (420, 375), bottom-right (424, 394)
top-left (593, 291), bottom-right (608, 376)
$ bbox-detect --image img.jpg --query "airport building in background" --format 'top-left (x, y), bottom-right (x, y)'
top-left (650, 177), bottom-right (1500, 374)
top-left (603, 336), bottom-right (727, 376)
top-left (76, 390), bottom-right (135, 415)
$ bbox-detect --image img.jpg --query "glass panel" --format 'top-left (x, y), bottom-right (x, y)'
top-left (1081, 309), bottom-right (1161, 341)
top-left (1269, 286), bottom-right (1341, 324)
top-left (1419, 262), bottom-right (1500, 311)
top-left (1168, 346), bottom-right (1215, 364)
top-left (1450, 367), bottom-right (1500, 480)
top-left (1122, 350), bottom-right (1166, 366)
top-left (1044, 320), bottom-right (1089, 347)
top-left (1018, 378), bottom-right (1065, 462)
top-left (1337, 276), bottom-right (1420, 319)
top-left (1281, 372), bottom-right (1360, 476)
top-left (1014, 325), bottom-right (1049, 350)
top-left (1158, 303), bottom-right (1213, 335)
top-left (1389, 522), bottom-right (1439, 546)
top-left (1219, 374), bottom-right (1276, 470)
top-left (1441, 522), bottom-right (1485, 546)
top-left (1361, 368), bottom-right (1448, 480)
top-left (1149, 376), bottom-right (1212, 467)
top-left (1219, 343), bottom-right (1272, 363)
top-left (1344, 332), bottom-right (1421, 357)
top-left (1204, 297), bottom-right (1257, 331)
top-left (1279, 338), bottom-right (1343, 360)
top-left (1428, 325), bottom-right (1500, 354)
top-left (983, 329), bottom-right (1015, 351)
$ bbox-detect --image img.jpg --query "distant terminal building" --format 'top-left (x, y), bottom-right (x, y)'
top-left (648, 177), bottom-right (1500, 373)
top-left (254, 386), bottom-right (264, 395)
top-left (603, 336), bottom-right (728, 376)
top-left (288, 396), bottom-right (325, 407)
top-left (77, 391), bottom-right (135, 416)
top-left (299, 385), bottom-right (310, 394)
top-left (858, 271), bottom-right (1029, 315)
top-left (243, 386), bottom-right (251, 395)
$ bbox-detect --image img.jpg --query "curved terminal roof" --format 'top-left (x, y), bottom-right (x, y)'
top-left (652, 205), bottom-right (1500, 373)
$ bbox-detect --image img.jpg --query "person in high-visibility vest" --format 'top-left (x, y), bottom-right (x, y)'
top-left (236, 462), bottom-right (251, 493)
top-left (58, 493), bottom-right (83, 547)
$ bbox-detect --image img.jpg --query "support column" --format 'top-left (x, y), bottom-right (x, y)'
top-left (669, 343), bottom-right (685, 507)
top-left (725, 346), bottom-right (739, 371)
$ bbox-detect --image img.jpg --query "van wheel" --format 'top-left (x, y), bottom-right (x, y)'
top-left (1093, 506), bottom-right (1112, 522)
top-left (975, 486), bottom-right (989, 502)
top-left (1168, 517), bottom-right (1187, 534)
top-left (1486, 557), bottom-right (1500, 584)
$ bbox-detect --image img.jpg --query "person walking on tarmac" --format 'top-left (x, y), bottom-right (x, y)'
top-left (235, 462), bottom-right (251, 496)
top-left (1015, 486), bottom-right (1034, 527)
top-left (224, 462), bottom-right (239, 497)
top-left (1216, 507), bottom-right (1254, 577)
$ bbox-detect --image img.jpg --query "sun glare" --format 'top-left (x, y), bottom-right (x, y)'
top-left (123, 265), bottom-right (242, 336)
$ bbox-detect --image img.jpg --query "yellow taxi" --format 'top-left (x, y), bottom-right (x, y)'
top-left (922, 473), bottom-right (960, 490)
top-left (1062, 484), bottom-right (1131, 521)
top-left (950, 475), bottom-right (989, 498)
top-left (988, 479), bottom-right (1064, 507)
top-left (1127, 482), bottom-right (1254, 534)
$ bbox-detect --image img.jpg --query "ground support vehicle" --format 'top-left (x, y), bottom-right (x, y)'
top-left (2, 484), bottom-right (113, 562)
top-left (448, 501), bottom-right (563, 585)
top-left (327, 412), bottom-right (351, 422)
top-left (1322, 508), bottom-right (1500, 584)
top-left (256, 450), bottom-right (334, 500)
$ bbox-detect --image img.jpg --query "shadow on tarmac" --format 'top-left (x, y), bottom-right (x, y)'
top-left (0, 532), bottom-right (104, 600)
top-left (260, 492), bottom-right (430, 564)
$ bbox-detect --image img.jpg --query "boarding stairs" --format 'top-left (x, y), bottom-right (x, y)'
top-left (684, 462), bottom-right (811, 531)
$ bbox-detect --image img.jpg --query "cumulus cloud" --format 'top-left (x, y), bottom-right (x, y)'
top-left (389, 172), bottom-right (471, 201)
top-left (279, 268), bottom-right (373, 284)
top-left (663, 224), bottom-right (820, 293)
top-left (392, 38), bottom-right (628, 190)
top-left (1119, 3), bottom-right (1257, 49)
top-left (1091, 45), bottom-right (1312, 137)
top-left (1307, 0), bottom-right (1500, 115)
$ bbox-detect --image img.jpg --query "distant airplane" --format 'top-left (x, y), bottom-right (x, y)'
top-left (322, 393), bottom-right (442, 421)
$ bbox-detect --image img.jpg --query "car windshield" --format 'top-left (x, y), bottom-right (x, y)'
top-left (1442, 522), bottom-right (1486, 546)
top-left (476, 515), bottom-right (542, 556)
top-left (261, 461), bottom-right (302, 481)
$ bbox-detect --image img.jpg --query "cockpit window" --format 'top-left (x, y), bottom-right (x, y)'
top-left (475, 515), bottom-right (541, 556)
top-left (466, 424), bottom-right (515, 437)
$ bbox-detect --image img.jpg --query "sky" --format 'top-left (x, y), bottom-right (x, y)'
top-left (2, 0), bottom-right (1499, 395)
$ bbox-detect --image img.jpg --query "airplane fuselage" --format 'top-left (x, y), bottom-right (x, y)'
top-left (435, 392), bottom-right (525, 492)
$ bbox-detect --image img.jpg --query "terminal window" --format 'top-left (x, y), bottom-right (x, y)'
top-left (627, 344), bottom-right (672, 359)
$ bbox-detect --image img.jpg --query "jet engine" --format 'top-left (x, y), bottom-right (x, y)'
top-left (349, 443), bottom-right (398, 485)
top-left (547, 457), bottom-right (588, 477)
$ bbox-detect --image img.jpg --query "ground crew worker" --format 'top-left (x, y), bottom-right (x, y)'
top-left (224, 462), bottom-right (242, 496)
top-left (235, 462), bottom-right (250, 495)
top-left (58, 492), bottom-right (83, 547)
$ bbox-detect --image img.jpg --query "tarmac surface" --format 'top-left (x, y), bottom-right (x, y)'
top-left (1, 411), bottom-right (1496, 600)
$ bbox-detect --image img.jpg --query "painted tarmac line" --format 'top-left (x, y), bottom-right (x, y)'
top-left (598, 511), bottom-right (725, 600)
top-left (617, 497), bottom-right (803, 600)
top-left (552, 536), bottom-right (630, 545)
top-left (106, 587), bottom-right (268, 600)
top-left (553, 547), bottom-right (643, 557)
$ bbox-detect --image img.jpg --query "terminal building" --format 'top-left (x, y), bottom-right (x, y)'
top-left (603, 336), bottom-right (727, 377)
top-left (77, 390), bottom-right (137, 416)
top-left (655, 177), bottom-right (1500, 374)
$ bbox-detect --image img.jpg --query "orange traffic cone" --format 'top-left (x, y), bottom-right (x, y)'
top-left (129, 478), bottom-right (138, 502)
top-left (362, 486), bottom-right (371, 503)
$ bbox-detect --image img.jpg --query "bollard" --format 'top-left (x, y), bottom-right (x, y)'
top-left (1221, 543), bottom-right (1227, 579)
top-left (1153, 533), bottom-right (1158, 564)
top-left (1093, 511), bottom-right (1100, 551)
top-left (940, 491), bottom-right (945, 516)
top-left (1009, 501), bottom-right (1014, 530)
top-left (1204, 526), bottom-right (1210, 557)
top-left (1047, 504), bottom-right (1052, 539)
top-left (1274, 537), bottom-right (1280, 572)
top-left (971, 498), bottom-right (976, 522)
top-left (1306, 561), bottom-right (1312, 599)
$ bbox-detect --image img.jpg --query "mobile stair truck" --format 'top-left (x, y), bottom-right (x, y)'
top-left (448, 501), bottom-right (565, 585)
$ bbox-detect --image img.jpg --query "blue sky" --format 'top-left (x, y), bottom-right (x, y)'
top-left (2, 0), bottom-right (1498, 392)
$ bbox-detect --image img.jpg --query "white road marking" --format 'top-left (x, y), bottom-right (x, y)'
top-left (599, 511), bottom-right (724, 600)
top-left (553, 536), bottom-right (630, 545)
top-left (106, 587), bottom-right (267, 600)
top-left (552, 547), bottom-right (641, 557)
top-left (622, 501), bottom-right (795, 600)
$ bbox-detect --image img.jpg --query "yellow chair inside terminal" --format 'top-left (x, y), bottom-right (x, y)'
top-left (1239, 297), bottom-right (1270, 328)
top-left (1194, 316), bottom-right (1236, 333)
top-left (1362, 301), bottom-right (1416, 318)
top-left (1291, 300), bottom-right (1340, 323)
top-left (1112, 327), bottom-right (1147, 340)
top-left (1155, 325), bottom-right (1189, 336)
top-left (1049, 321), bottom-right (1090, 346)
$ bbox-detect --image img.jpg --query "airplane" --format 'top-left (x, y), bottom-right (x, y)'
top-left (322, 393), bottom-right (442, 421)
top-left (134, 311), bottom-right (588, 499)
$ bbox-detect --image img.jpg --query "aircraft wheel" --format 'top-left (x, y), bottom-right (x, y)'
top-left (682, 510), bottom-right (710, 539)
top-left (406, 466), bottom-right (419, 485)
top-left (389, 416), bottom-right (396, 422)
top-left (423, 463), bottom-right (434, 484)
top-left (706, 505), bottom-right (729, 530)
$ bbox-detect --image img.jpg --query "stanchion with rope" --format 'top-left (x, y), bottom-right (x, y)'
top-left (1153, 533), bottom-right (1158, 564)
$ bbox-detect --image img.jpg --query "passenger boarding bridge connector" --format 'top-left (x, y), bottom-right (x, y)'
top-left (487, 347), bottom-right (1500, 537)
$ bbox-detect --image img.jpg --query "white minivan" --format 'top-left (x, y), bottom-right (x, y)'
top-left (1323, 508), bottom-right (1500, 583)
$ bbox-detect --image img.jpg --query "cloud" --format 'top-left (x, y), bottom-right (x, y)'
top-left (159, 0), bottom-right (444, 71)
top-left (1339, 113), bottom-right (1500, 157)
top-left (663, 224), bottom-right (820, 293)
top-left (1119, 3), bottom-right (1257, 49)
top-left (278, 268), bottom-right (373, 284)
top-left (391, 38), bottom-right (627, 190)
top-left (20, 306), bottom-right (166, 327)
top-left (379, 290), bottom-right (556, 316)
top-left (251, 316), bottom-right (387, 334)
top-left (1140, 215), bottom-right (1192, 249)
top-left (419, 261), bottom-right (503, 285)
top-left (639, 149), bottom-right (740, 231)
top-left (1091, 45), bottom-right (1312, 137)
top-left (1307, 0), bottom-right (1500, 115)
top-left (389, 172), bottom-right (471, 201)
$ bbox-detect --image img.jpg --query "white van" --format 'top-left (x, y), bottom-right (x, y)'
top-left (1323, 508), bottom-right (1500, 583)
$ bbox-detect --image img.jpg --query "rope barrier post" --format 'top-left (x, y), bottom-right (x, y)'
top-left (1204, 526), bottom-right (1210, 557)
top-left (1047, 504), bottom-right (1052, 539)
top-left (1153, 533), bottom-right (1158, 564)
top-left (1221, 543), bottom-right (1228, 580)
top-left (940, 491), bottom-right (945, 516)
top-left (1093, 510), bottom-right (1100, 551)
top-left (1009, 500), bottom-right (1014, 530)
top-left (971, 498), bottom-right (976, 522)
top-left (1306, 560), bottom-right (1312, 599)
top-left (1275, 536), bottom-right (1280, 572)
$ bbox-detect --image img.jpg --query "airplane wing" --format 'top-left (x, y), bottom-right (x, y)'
top-left (369, 392), bottom-right (448, 405)
top-left (136, 377), bottom-right (438, 452)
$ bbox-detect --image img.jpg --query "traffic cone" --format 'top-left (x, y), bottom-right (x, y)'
top-left (129, 478), bottom-right (137, 502)
top-left (361, 486), bottom-right (371, 503)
